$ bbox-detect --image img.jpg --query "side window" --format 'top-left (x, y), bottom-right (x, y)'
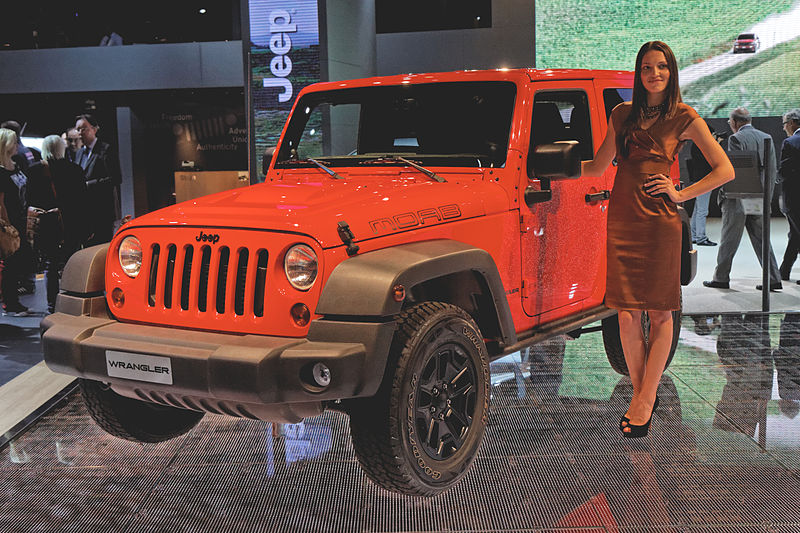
top-left (603, 88), bottom-right (632, 121)
top-left (531, 90), bottom-right (593, 161)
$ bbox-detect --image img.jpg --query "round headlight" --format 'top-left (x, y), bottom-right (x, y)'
top-left (285, 244), bottom-right (318, 291)
top-left (119, 236), bottom-right (143, 278)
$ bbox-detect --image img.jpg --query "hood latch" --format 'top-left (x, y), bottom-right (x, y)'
top-left (337, 221), bottom-right (360, 256)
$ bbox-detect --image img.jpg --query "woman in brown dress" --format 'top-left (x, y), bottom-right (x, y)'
top-left (582, 41), bottom-right (734, 437)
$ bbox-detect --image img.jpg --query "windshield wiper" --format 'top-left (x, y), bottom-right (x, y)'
top-left (282, 157), bottom-right (343, 179)
top-left (360, 155), bottom-right (446, 183)
top-left (307, 158), bottom-right (344, 179)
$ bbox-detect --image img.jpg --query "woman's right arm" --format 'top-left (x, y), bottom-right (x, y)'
top-left (581, 114), bottom-right (617, 177)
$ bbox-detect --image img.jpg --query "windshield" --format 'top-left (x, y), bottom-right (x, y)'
top-left (737, 34), bottom-right (755, 40)
top-left (275, 81), bottom-right (517, 168)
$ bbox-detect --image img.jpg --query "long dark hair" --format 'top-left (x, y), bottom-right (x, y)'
top-left (618, 41), bottom-right (682, 158)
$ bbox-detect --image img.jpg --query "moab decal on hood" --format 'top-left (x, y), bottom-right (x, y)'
top-left (369, 204), bottom-right (462, 235)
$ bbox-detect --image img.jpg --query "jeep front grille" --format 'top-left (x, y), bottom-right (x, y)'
top-left (146, 242), bottom-right (269, 318)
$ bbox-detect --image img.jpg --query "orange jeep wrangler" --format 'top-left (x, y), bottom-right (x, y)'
top-left (42, 68), bottom-right (695, 496)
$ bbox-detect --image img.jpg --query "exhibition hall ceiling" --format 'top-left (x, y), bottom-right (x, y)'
top-left (1, 0), bottom-right (240, 49)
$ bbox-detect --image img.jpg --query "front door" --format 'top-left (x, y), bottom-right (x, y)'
top-left (521, 82), bottom-right (609, 319)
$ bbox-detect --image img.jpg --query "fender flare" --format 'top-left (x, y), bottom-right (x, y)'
top-left (316, 240), bottom-right (517, 347)
top-left (61, 244), bottom-right (109, 295)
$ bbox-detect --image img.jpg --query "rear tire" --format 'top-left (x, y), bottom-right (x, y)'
top-left (80, 379), bottom-right (204, 443)
top-left (349, 302), bottom-right (490, 496)
top-left (601, 302), bottom-right (681, 376)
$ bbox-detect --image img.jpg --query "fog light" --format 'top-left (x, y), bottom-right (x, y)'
top-left (392, 284), bottom-right (405, 302)
top-left (290, 303), bottom-right (311, 327)
top-left (312, 362), bottom-right (331, 387)
top-left (111, 288), bottom-right (125, 308)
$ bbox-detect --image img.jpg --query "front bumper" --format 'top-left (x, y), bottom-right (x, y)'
top-left (42, 295), bottom-right (395, 422)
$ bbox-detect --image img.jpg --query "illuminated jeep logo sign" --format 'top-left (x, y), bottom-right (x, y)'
top-left (196, 231), bottom-right (221, 244)
top-left (369, 204), bottom-right (462, 234)
top-left (262, 10), bottom-right (296, 103)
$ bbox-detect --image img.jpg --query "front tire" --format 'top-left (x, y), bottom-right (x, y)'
top-left (80, 379), bottom-right (204, 443)
top-left (349, 302), bottom-right (490, 496)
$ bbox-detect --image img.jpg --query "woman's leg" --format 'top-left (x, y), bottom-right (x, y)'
top-left (624, 309), bottom-right (673, 430)
top-left (1, 249), bottom-right (23, 311)
top-left (618, 309), bottom-right (646, 417)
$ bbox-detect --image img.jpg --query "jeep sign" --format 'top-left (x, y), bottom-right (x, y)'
top-left (262, 9), bottom-right (295, 103)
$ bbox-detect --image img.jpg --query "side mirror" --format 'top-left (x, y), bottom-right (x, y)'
top-left (528, 140), bottom-right (581, 181)
top-left (261, 146), bottom-right (276, 175)
top-left (524, 141), bottom-right (581, 207)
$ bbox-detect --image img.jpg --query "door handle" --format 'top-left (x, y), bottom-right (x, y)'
top-left (585, 190), bottom-right (610, 203)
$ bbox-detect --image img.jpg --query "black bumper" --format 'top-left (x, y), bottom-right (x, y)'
top-left (42, 301), bottom-right (396, 409)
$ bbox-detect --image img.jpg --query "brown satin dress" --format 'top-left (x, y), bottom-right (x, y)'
top-left (606, 102), bottom-right (699, 311)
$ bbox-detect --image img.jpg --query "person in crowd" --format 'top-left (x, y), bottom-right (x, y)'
top-left (75, 113), bottom-right (121, 246)
top-left (2, 120), bottom-right (41, 295)
top-left (63, 127), bottom-right (83, 164)
top-left (778, 108), bottom-right (800, 282)
top-left (25, 135), bottom-right (88, 313)
top-left (686, 121), bottom-right (723, 246)
top-left (581, 41), bottom-right (733, 437)
top-left (704, 107), bottom-right (782, 291)
top-left (0, 128), bottom-right (33, 316)
top-left (0, 120), bottom-right (41, 171)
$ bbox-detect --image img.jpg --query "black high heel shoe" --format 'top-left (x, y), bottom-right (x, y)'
top-left (622, 395), bottom-right (659, 439)
top-left (620, 395), bottom-right (658, 432)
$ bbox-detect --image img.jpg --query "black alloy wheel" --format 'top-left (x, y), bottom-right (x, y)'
top-left (413, 339), bottom-right (479, 460)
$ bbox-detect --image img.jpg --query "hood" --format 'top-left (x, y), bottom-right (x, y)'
top-left (127, 169), bottom-right (510, 248)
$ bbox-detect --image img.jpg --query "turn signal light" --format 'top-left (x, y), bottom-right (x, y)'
top-left (111, 288), bottom-right (125, 308)
top-left (392, 284), bottom-right (406, 302)
top-left (291, 303), bottom-right (311, 327)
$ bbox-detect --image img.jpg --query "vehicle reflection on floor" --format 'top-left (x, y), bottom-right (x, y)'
top-left (2, 314), bottom-right (799, 531)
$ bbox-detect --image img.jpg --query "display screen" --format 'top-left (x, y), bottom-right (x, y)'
top-left (248, 0), bottom-right (320, 180)
top-left (535, 0), bottom-right (800, 117)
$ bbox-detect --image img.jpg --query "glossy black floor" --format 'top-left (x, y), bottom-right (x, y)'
top-left (2, 313), bottom-right (800, 533)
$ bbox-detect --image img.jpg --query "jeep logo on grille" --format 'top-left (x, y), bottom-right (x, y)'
top-left (196, 231), bottom-right (220, 244)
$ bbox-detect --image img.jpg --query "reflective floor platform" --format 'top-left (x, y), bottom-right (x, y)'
top-left (2, 313), bottom-right (800, 532)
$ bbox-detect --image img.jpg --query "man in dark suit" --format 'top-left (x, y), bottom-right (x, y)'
top-left (75, 114), bottom-right (121, 245)
top-left (704, 107), bottom-right (782, 291)
top-left (778, 108), bottom-right (800, 281)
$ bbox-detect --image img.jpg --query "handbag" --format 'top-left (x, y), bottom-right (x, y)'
top-left (27, 206), bottom-right (64, 254)
top-left (0, 217), bottom-right (20, 259)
